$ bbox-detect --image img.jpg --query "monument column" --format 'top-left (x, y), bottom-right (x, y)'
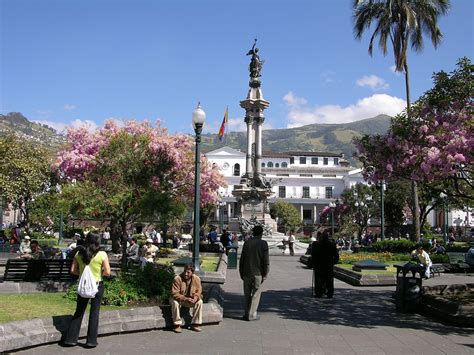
top-left (254, 115), bottom-right (264, 175)
top-left (245, 115), bottom-right (253, 177)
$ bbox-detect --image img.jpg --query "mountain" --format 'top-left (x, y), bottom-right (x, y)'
top-left (0, 112), bottom-right (391, 165)
top-left (0, 112), bottom-right (67, 151)
top-left (201, 114), bottom-right (392, 165)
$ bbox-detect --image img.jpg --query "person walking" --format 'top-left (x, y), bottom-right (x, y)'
top-left (288, 232), bottom-right (296, 256)
top-left (311, 229), bottom-right (339, 298)
top-left (239, 225), bottom-right (270, 321)
top-left (63, 232), bottom-right (111, 348)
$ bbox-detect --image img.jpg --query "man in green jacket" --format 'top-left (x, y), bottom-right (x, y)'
top-left (239, 225), bottom-right (270, 321)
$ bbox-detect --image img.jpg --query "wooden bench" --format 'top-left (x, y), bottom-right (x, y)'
top-left (446, 252), bottom-right (470, 273)
top-left (3, 259), bottom-right (75, 282)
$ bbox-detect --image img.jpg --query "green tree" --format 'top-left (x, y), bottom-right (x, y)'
top-left (270, 200), bottom-right (301, 234)
top-left (340, 183), bottom-right (378, 240)
top-left (353, 0), bottom-right (450, 240)
top-left (0, 135), bottom-right (53, 230)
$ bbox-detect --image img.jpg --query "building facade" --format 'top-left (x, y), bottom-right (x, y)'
top-left (205, 146), bottom-right (365, 231)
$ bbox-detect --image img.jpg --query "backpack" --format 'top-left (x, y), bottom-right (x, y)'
top-left (77, 264), bottom-right (98, 298)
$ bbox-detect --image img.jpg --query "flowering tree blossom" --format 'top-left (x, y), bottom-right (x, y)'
top-left (355, 58), bottom-right (473, 203)
top-left (56, 120), bottom-right (226, 260)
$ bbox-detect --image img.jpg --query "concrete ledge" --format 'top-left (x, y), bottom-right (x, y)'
top-left (334, 266), bottom-right (396, 286)
top-left (0, 288), bottom-right (225, 353)
top-left (421, 283), bottom-right (474, 327)
top-left (0, 280), bottom-right (74, 294)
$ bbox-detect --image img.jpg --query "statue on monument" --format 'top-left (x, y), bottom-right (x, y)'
top-left (246, 38), bottom-right (264, 78)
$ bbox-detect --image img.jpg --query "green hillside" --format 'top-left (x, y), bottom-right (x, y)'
top-left (202, 114), bottom-right (391, 164)
top-left (0, 112), bottom-right (67, 151)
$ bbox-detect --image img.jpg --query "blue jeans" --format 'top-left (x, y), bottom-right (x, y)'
top-left (64, 282), bottom-right (104, 345)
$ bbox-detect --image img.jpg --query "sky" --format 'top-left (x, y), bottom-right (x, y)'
top-left (1, 0), bottom-right (473, 136)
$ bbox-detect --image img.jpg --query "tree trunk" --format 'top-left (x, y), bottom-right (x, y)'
top-left (404, 61), bottom-right (421, 241)
top-left (110, 220), bottom-right (121, 253)
top-left (120, 220), bottom-right (128, 270)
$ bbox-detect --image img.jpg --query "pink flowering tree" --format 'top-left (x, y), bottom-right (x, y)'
top-left (354, 58), bottom-right (474, 234)
top-left (56, 120), bottom-right (226, 264)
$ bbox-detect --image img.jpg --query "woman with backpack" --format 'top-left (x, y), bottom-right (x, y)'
top-left (63, 232), bottom-right (111, 348)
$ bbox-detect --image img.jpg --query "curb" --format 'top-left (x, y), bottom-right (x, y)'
top-left (0, 284), bottom-right (224, 353)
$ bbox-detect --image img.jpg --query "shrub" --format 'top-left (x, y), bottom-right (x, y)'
top-left (64, 264), bottom-right (175, 306)
top-left (431, 254), bottom-right (449, 264)
top-left (445, 243), bottom-right (470, 252)
top-left (371, 240), bottom-right (430, 253)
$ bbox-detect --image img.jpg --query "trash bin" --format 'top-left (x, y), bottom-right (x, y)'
top-left (394, 262), bottom-right (424, 312)
top-left (226, 244), bottom-right (238, 269)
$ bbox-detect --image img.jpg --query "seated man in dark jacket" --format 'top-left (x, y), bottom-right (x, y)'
top-left (311, 230), bottom-right (339, 298)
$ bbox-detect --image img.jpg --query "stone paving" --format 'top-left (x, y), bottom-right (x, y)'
top-left (13, 255), bottom-right (474, 354)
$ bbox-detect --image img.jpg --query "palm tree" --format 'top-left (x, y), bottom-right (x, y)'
top-left (352, 0), bottom-right (450, 240)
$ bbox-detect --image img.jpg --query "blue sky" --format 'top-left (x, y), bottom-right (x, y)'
top-left (1, 0), bottom-right (473, 135)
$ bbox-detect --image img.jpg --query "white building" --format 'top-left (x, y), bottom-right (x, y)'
top-left (205, 146), bottom-right (365, 231)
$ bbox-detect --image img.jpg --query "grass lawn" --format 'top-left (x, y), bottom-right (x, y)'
top-left (338, 263), bottom-right (397, 276)
top-left (157, 255), bottom-right (219, 272)
top-left (0, 292), bottom-right (128, 324)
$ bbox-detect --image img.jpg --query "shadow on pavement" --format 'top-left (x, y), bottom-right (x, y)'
top-left (223, 286), bottom-right (473, 336)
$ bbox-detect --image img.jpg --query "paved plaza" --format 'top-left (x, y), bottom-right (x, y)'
top-left (12, 255), bottom-right (474, 355)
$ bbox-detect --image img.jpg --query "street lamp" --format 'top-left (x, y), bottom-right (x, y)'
top-left (329, 201), bottom-right (336, 237)
top-left (439, 192), bottom-right (448, 244)
top-left (192, 103), bottom-right (206, 272)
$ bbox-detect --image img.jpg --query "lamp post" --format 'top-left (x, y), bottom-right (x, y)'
top-left (439, 192), bottom-right (448, 244)
top-left (192, 103), bottom-right (206, 272)
top-left (329, 202), bottom-right (336, 237)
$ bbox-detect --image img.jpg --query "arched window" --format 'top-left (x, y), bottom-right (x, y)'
top-left (282, 162), bottom-right (288, 168)
top-left (275, 163), bottom-right (280, 168)
top-left (261, 162), bottom-right (266, 168)
top-left (233, 163), bottom-right (240, 176)
top-left (267, 162), bottom-right (274, 168)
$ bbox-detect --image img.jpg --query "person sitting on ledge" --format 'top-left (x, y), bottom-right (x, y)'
top-left (411, 244), bottom-right (432, 279)
top-left (170, 263), bottom-right (203, 333)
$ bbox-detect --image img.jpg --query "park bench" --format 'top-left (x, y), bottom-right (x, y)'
top-left (3, 258), bottom-right (75, 282)
top-left (446, 252), bottom-right (470, 273)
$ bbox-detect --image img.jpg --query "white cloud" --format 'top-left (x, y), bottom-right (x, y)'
top-left (63, 104), bottom-right (77, 111)
top-left (68, 119), bottom-right (99, 132)
top-left (283, 92), bottom-right (406, 127)
top-left (283, 91), bottom-right (308, 107)
top-left (32, 120), bottom-right (68, 134)
top-left (356, 75), bottom-right (389, 90)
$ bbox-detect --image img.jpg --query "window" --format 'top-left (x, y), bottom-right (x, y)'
top-left (334, 158), bottom-right (339, 165)
top-left (290, 157), bottom-right (294, 164)
top-left (276, 173), bottom-right (289, 177)
top-left (299, 157), bottom-right (306, 164)
top-left (279, 186), bottom-right (286, 198)
top-left (303, 186), bottom-right (310, 198)
top-left (300, 174), bottom-right (312, 177)
top-left (261, 162), bottom-right (265, 168)
top-left (323, 157), bottom-right (329, 165)
top-left (267, 162), bottom-right (274, 168)
top-left (303, 209), bottom-right (312, 220)
top-left (311, 157), bottom-right (318, 165)
top-left (281, 162), bottom-right (288, 168)
top-left (325, 186), bottom-right (333, 199)
top-left (233, 163), bottom-right (240, 176)
top-left (275, 163), bottom-right (279, 168)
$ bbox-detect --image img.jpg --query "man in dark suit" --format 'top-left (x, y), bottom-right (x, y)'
top-left (311, 229), bottom-right (339, 298)
top-left (239, 225), bottom-right (270, 321)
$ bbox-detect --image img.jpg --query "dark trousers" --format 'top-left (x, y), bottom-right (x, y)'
top-left (313, 268), bottom-right (334, 297)
top-left (64, 282), bottom-right (104, 346)
top-left (289, 243), bottom-right (294, 256)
